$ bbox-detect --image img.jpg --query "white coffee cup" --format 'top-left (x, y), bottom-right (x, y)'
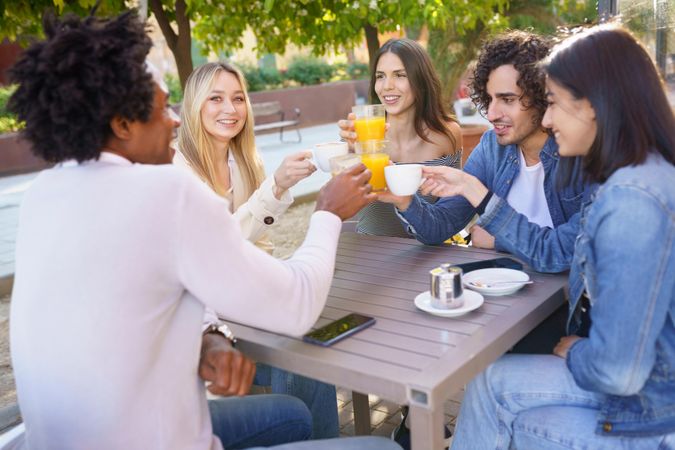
top-left (384, 164), bottom-right (423, 196)
top-left (313, 142), bottom-right (349, 172)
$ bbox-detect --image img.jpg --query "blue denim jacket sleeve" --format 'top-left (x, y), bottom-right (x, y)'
top-left (398, 140), bottom-right (490, 245)
top-left (479, 196), bottom-right (580, 273)
top-left (566, 184), bottom-right (675, 396)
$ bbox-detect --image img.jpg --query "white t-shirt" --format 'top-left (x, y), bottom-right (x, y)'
top-left (505, 149), bottom-right (554, 228)
top-left (10, 152), bottom-right (341, 450)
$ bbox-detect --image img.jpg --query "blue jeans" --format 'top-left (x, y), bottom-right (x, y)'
top-left (452, 354), bottom-right (675, 449)
top-left (254, 436), bottom-right (401, 449)
top-left (209, 395), bottom-right (400, 450)
top-left (255, 364), bottom-right (339, 439)
top-left (208, 394), bottom-right (312, 449)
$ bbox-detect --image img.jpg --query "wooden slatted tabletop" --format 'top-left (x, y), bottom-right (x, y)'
top-left (230, 232), bottom-right (568, 449)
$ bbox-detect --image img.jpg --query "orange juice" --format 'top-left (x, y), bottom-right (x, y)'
top-left (354, 117), bottom-right (386, 142)
top-left (360, 152), bottom-right (390, 191)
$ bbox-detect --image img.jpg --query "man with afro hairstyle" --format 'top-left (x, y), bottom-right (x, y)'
top-left (8, 9), bottom-right (397, 450)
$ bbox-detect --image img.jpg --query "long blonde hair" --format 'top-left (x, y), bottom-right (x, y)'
top-left (178, 62), bottom-right (265, 198)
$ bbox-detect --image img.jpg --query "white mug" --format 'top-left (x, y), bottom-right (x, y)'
top-left (312, 142), bottom-right (349, 172)
top-left (384, 163), bottom-right (423, 196)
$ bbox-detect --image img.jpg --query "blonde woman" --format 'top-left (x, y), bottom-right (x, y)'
top-left (175, 61), bottom-right (339, 439)
top-left (176, 62), bottom-right (315, 251)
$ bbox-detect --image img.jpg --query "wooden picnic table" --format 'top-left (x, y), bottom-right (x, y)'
top-left (229, 232), bottom-right (568, 449)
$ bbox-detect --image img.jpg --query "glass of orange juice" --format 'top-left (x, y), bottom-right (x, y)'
top-left (355, 139), bottom-right (390, 191)
top-left (352, 105), bottom-right (386, 142)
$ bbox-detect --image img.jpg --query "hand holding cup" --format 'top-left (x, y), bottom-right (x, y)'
top-left (274, 150), bottom-right (316, 191)
top-left (316, 163), bottom-right (377, 220)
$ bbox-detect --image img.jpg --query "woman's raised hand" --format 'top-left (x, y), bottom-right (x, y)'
top-left (273, 150), bottom-right (316, 193)
top-left (337, 112), bottom-right (357, 150)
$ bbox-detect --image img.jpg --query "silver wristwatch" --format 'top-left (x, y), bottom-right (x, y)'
top-left (203, 322), bottom-right (237, 347)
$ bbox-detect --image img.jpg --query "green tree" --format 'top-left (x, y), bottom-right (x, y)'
top-left (195, 0), bottom-right (506, 74)
top-left (6, 0), bottom-right (577, 97)
top-left (427, 0), bottom-right (598, 106)
top-left (0, 0), bottom-right (126, 42)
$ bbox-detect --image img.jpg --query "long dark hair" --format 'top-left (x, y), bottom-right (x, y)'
top-left (544, 25), bottom-right (675, 183)
top-left (369, 38), bottom-right (457, 148)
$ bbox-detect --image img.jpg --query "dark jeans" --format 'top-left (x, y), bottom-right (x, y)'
top-left (510, 303), bottom-right (568, 354)
top-left (254, 364), bottom-right (339, 439)
top-left (208, 394), bottom-right (312, 449)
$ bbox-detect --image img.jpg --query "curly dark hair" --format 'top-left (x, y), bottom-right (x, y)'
top-left (470, 30), bottom-right (551, 125)
top-left (7, 10), bottom-right (154, 163)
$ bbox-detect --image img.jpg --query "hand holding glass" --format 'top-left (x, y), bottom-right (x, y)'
top-left (352, 105), bottom-right (386, 142)
top-left (355, 140), bottom-right (390, 191)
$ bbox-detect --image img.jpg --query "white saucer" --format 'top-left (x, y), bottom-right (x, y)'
top-left (414, 290), bottom-right (484, 318)
top-left (463, 268), bottom-right (530, 296)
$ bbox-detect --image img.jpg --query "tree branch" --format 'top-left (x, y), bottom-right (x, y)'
top-left (149, 0), bottom-right (177, 50)
top-left (175, 0), bottom-right (191, 40)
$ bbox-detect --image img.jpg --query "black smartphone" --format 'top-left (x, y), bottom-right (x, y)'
top-left (303, 313), bottom-right (376, 347)
top-left (453, 257), bottom-right (523, 274)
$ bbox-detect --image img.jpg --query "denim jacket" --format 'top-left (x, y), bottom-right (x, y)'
top-left (399, 131), bottom-right (588, 272)
top-left (566, 153), bottom-right (675, 437)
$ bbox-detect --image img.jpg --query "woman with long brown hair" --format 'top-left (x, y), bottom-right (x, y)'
top-left (339, 38), bottom-right (463, 237)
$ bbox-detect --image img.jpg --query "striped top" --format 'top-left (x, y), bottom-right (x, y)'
top-left (356, 151), bottom-right (462, 238)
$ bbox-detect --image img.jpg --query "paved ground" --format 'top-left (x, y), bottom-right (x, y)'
top-left (0, 122), bottom-right (462, 439)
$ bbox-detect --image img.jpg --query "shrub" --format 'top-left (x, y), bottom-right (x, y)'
top-left (240, 64), bottom-right (283, 92)
top-left (285, 56), bottom-right (334, 85)
top-left (0, 85), bottom-right (23, 133)
top-left (240, 64), bottom-right (266, 92)
top-left (347, 61), bottom-right (369, 80)
top-left (164, 73), bottom-right (183, 105)
top-left (259, 66), bottom-right (283, 88)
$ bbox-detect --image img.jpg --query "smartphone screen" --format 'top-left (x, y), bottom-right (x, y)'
top-left (303, 313), bottom-right (376, 347)
top-left (454, 257), bottom-right (523, 274)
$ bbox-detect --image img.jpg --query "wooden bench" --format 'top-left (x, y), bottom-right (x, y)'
top-left (252, 101), bottom-right (301, 143)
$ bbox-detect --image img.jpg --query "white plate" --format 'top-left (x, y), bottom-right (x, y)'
top-left (463, 268), bottom-right (530, 296)
top-left (414, 290), bottom-right (484, 318)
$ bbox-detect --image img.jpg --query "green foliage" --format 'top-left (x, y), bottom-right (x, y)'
top-left (346, 61), bottom-right (369, 80)
top-left (239, 64), bottom-right (284, 92)
top-left (0, 0), bottom-right (127, 44)
top-left (191, 0), bottom-right (507, 64)
top-left (285, 57), bottom-right (334, 86)
top-left (0, 85), bottom-right (23, 133)
top-left (331, 61), bottom-right (369, 82)
top-left (259, 66), bottom-right (284, 88)
top-left (241, 59), bottom-right (366, 91)
top-left (164, 73), bottom-right (183, 105)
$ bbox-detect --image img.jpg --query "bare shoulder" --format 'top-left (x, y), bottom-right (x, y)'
top-left (423, 121), bottom-right (462, 159)
top-left (446, 120), bottom-right (463, 150)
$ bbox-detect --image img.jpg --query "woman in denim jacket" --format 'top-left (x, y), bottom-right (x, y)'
top-left (427, 25), bottom-right (675, 448)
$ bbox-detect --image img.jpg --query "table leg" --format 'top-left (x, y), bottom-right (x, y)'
top-left (352, 391), bottom-right (371, 435)
top-left (409, 402), bottom-right (446, 450)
